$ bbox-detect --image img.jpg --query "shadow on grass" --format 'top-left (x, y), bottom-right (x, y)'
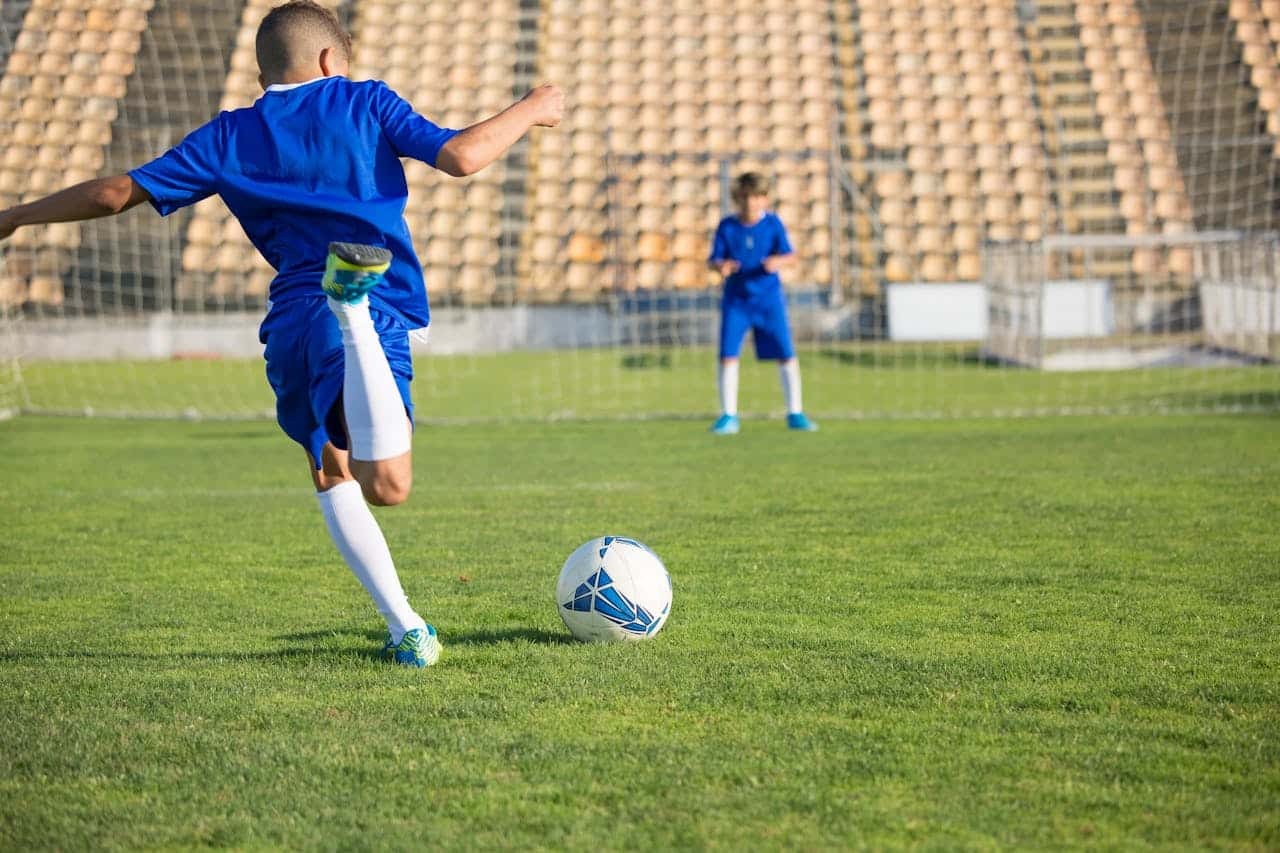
top-left (279, 626), bottom-right (576, 648)
top-left (0, 646), bottom-right (385, 663)
top-left (276, 628), bottom-right (386, 643)
top-left (620, 352), bottom-right (673, 370)
top-left (0, 628), bottom-right (573, 664)
top-left (2, 627), bottom-right (388, 664)
top-left (816, 346), bottom-right (992, 368)
top-left (1126, 389), bottom-right (1280, 411)
top-left (446, 627), bottom-right (574, 647)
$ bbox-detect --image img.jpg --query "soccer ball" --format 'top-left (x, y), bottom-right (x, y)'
top-left (556, 536), bottom-right (672, 643)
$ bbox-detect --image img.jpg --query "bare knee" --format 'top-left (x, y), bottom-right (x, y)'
top-left (363, 476), bottom-right (410, 506)
top-left (354, 461), bottom-right (412, 506)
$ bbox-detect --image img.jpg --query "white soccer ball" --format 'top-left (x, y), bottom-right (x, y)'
top-left (556, 536), bottom-right (672, 643)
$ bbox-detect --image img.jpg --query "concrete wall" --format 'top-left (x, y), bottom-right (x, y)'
top-left (12, 297), bottom-right (866, 361)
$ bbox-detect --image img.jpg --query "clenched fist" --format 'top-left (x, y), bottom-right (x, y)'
top-left (523, 84), bottom-right (564, 128)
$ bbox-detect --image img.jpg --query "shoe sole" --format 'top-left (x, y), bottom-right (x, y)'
top-left (329, 241), bottom-right (392, 268)
top-left (323, 242), bottom-right (393, 303)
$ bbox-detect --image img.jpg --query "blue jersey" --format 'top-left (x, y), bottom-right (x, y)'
top-left (129, 75), bottom-right (458, 331)
top-left (709, 212), bottom-right (793, 302)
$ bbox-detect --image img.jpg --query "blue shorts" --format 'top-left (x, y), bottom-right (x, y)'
top-left (261, 297), bottom-right (415, 467)
top-left (719, 294), bottom-right (795, 361)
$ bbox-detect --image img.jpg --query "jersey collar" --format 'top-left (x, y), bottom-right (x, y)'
top-left (265, 76), bottom-right (331, 93)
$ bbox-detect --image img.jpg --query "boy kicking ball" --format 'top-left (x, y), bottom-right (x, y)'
top-left (0, 0), bottom-right (563, 666)
top-left (707, 172), bottom-right (817, 434)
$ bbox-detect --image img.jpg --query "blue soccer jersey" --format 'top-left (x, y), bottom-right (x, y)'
top-left (709, 212), bottom-right (793, 302)
top-left (129, 75), bottom-right (458, 331)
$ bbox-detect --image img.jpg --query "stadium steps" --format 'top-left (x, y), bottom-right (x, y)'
top-left (1139, 0), bottom-right (1279, 232)
top-left (496, 0), bottom-right (541, 304)
top-left (76, 0), bottom-right (246, 311)
top-left (834, 0), bottom-right (896, 295)
top-left (832, 0), bottom-right (885, 297)
top-left (1019, 5), bottom-right (1068, 239)
top-left (1024, 0), bottom-right (1126, 241)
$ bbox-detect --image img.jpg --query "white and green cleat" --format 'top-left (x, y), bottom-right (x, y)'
top-left (381, 625), bottom-right (442, 668)
top-left (322, 241), bottom-right (392, 304)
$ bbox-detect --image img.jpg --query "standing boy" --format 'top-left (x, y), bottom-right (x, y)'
top-left (707, 172), bottom-right (817, 434)
top-left (0, 1), bottom-right (563, 666)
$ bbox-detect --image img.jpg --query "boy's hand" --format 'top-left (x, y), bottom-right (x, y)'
top-left (762, 256), bottom-right (781, 273)
top-left (523, 84), bottom-right (564, 127)
top-left (716, 259), bottom-right (739, 276)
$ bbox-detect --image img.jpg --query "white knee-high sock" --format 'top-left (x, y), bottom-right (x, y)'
top-left (780, 359), bottom-right (803, 414)
top-left (317, 480), bottom-right (425, 643)
top-left (718, 361), bottom-right (739, 416)
top-left (328, 298), bottom-right (411, 461)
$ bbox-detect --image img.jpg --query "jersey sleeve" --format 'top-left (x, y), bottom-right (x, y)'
top-left (128, 117), bottom-right (223, 216)
top-left (709, 221), bottom-right (731, 262)
top-left (371, 81), bottom-right (460, 168)
top-left (772, 216), bottom-right (794, 256)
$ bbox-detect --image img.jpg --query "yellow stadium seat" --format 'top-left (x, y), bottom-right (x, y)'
top-left (885, 255), bottom-right (912, 282)
top-left (567, 234), bottom-right (606, 264)
top-left (28, 275), bottom-right (65, 306)
top-left (672, 233), bottom-right (710, 261)
top-left (952, 223), bottom-right (981, 252)
top-left (956, 252), bottom-right (982, 280)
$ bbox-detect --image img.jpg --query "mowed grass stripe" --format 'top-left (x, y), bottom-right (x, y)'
top-left (0, 415), bottom-right (1276, 849)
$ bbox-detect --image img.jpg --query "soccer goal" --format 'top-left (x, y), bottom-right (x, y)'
top-left (1, 0), bottom-right (1278, 423)
top-left (984, 231), bottom-right (1279, 414)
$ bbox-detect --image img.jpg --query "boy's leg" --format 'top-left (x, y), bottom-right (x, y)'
top-left (718, 357), bottom-right (740, 417)
top-left (713, 302), bottom-right (749, 433)
top-left (777, 358), bottom-right (817, 430)
top-left (323, 243), bottom-right (413, 505)
top-left (779, 357), bottom-right (802, 415)
top-left (310, 443), bottom-right (438, 664)
top-left (754, 300), bottom-right (817, 430)
top-left (265, 296), bottom-right (437, 665)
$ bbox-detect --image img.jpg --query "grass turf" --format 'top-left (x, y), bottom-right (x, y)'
top-left (14, 346), bottom-right (1280, 420)
top-left (1, 413), bottom-right (1277, 849)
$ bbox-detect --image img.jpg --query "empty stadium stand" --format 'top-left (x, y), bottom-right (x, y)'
top-left (1, 0), bottom-right (1277, 311)
top-left (0, 0), bottom-right (158, 307)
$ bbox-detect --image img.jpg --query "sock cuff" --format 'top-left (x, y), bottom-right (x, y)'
top-left (317, 479), bottom-right (364, 510)
top-left (328, 296), bottom-right (374, 332)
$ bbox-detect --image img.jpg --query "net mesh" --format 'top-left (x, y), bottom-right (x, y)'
top-left (0, 0), bottom-right (1276, 422)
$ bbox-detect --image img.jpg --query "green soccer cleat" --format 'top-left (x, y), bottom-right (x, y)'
top-left (786, 412), bottom-right (818, 432)
top-left (710, 414), bottom-right (740, 435)
top-left (381, 625), bottom-right (442, 668)
top-left (322, 242), bottom-right (393, 304)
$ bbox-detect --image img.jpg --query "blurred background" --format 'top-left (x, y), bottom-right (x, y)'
top-left (0, 0), bottom-right (1276, 420)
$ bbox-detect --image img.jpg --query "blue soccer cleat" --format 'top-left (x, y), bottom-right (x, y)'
top-left (381, 625), bottom-right (441, 668)
top-left (710, 414), bottom-right (740, 435)
top-left (322, 241), bottom-right (393, 304)
top-left (786, 412), bottom-right (818, 431)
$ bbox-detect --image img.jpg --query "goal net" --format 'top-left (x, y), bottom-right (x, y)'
top-left (0, 0), bottom-right (1277, 423)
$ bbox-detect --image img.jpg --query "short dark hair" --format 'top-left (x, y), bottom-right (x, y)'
top-left (732, 172), bottom-right (771, 203)
top-left (256, 1), bottom-right (351, 83)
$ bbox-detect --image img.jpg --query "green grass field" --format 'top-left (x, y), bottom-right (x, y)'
top-left (2, 410), bottom-right (1278, 849)
top-left (13, 345), bottom-right (1280, 421)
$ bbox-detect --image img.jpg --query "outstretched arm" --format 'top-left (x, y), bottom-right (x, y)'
top-left (0, 175), bottom-right (151, 240)
top-left (436, 84), bottom-right (564, 178)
